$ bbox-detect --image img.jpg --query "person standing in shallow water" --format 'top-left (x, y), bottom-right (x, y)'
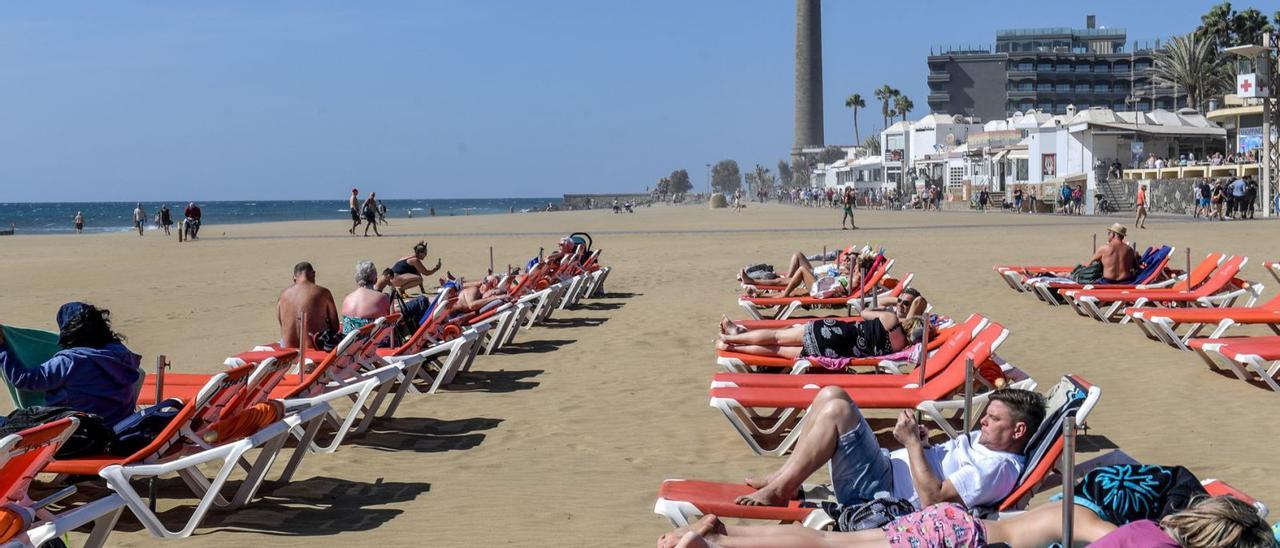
top-left (73, 211), bottom-right (84, 234)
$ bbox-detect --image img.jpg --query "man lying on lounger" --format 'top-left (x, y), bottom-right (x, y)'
top-left (733, 386), bottom-right (1045, 512)
top-left (717, 289), bottom-right (926, 360)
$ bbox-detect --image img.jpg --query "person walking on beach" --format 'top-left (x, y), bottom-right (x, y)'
top-left (132, 203), bottom-right (145, 236)
top-left (840, 187), bottom-right (857, 230)
top-left (377, 200), bottom-right (389, 225)
top-left (1134, 184), bottom-right (1148, 229)
top-left (73, 211), bottom-right (84, 234)
top-left (1013, 186), bottom-right (1024, 213)
top-left (159, 204), bottom-right (172, 236)
top-left (348, 188), bottom-right (361, 235)
top-left (362, 192), bottom-right (381, 237)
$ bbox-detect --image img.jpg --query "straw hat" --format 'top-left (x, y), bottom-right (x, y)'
top-left (1106, 222), bottom-right (1127, 238)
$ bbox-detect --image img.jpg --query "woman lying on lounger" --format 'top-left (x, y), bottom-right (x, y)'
top-left (717, 289), bottom-right (927, 360)
top-left (743, 251), bottom-right (880, 300)
top-left (660, 493), bottom-right (1273, 548)
top-left (740, 249), bottom-right (849, 285)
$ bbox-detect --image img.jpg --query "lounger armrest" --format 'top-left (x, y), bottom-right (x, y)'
top-left (1137, 277), bottom-right (1181, 289)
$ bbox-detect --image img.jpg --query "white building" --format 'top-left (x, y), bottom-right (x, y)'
top-left (881, 114), bottom-right (984, 192)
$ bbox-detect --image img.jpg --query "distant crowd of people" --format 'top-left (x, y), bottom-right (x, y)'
top-left (77, 202), bottom-right (202, 240)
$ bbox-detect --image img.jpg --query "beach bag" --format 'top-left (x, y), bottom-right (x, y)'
top-left (0, 407), bottom-right (115, 459)
top-left (109, 398), bottom-right (183, 456)
top-left (826, 496), bottom-right (916, 532)
top-left (1070, 260), bottom-right (1104, 284)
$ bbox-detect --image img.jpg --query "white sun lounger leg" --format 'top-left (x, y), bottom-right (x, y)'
top-left (776, 301), bottom-right (803, 320)
top-left (97, 424), bottom-right (291, 540)
top-left (710, 397), bottom-right (810, 457)
top-left (13, 493), bottom-right (127, 548)
top-left (738, 299), bottom-right (764, 320)
top-left (1235, 355), bottom-right (1280, 392)
top-left (1195, 343), bottom-right (1252, 381)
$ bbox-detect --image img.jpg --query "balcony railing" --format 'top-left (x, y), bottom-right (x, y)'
top-left (927, 73), bottom-right (950, 83)
top-left (927, 92), bottom-right (951, 102)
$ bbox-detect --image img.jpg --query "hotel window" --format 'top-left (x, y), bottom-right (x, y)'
top-left (948, 166), bottom-right (965, 191)
top-left (1095, 83), bottom-right (1110, 92)
top-left (1037, 62), bottom-right (1054, 71)
top-left (1076, 83), bottom-right (1091, 92)
top-left (1037, 82), bottom-right (1053, 91)
top-left (1056, 83), bottom-right (1072, 92)
top-left (1015, 159), bottom-right (1029, 180)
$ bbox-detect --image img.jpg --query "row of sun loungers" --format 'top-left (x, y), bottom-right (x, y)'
top-left (0, 241), bottom-right (612, 546)
top-left (999, 251), bottom-right (1280, 392)
top-left (650, 250), bottom-right (1266, 533)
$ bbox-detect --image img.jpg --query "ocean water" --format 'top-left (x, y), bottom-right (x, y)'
top-left (0, 198), bottom-right (559, 234)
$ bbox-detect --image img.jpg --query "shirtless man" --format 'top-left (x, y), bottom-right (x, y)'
top-left (1091, 223), bottom-right (1139, 283)
top-left (276, 262), bottom-right (340, 348)
top-left (348, 188), bottom-right (361, 235)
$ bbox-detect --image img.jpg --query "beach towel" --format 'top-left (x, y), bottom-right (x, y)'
top-left (0, 325), bottom-right (60, 408)
top-left (1071, 464), bottom-right (1205, 525)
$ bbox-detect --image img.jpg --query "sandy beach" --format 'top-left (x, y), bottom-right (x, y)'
top-left (2, 203), bottom-right (1277, 546)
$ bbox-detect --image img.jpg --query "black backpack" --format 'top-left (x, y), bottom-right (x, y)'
top-left (0, 407), bottom-right (115, 458)
top-left (109, 398), bottom-right (183, 456)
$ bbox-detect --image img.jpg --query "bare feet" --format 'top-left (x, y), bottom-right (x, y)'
top-left (658, 515), bottom-right (724, 548)
top-left (733, 484), bottom-right (789, 506)
top-left (719, 315), bottom-right (746, 335)
top-left (744, 472), bottom-right (776, 489)
top-left (675, 531), bottom-right (712, 548)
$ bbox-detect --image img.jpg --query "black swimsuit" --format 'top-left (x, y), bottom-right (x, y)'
top-left (390, 259), bottom-right (417, 276)
top-left (802, 318), bottom-right (904, 359)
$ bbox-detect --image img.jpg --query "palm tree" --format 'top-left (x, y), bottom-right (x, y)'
top-left (874, 85), bottom-right (899, 130)
top-left (893, 95), bottom-right (915, 124)
top-left (1152, 32), bottom-right (1233, 112)
top-left (861, 135), bottom-right (881, 154)
top-left (844, 93), bottom-right (866, 144)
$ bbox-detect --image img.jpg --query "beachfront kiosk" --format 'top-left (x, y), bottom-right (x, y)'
top-left (1224, 36), bottom-right (1279, 217)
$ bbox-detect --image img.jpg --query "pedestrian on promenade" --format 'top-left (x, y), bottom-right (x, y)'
top-left (1134, 184), bottom-right (1148, 229)
top-left (840, 187), bottom-right (857, 230)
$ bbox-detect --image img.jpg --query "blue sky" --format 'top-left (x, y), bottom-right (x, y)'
top-left (0, 1), bottom-right (1249, 201)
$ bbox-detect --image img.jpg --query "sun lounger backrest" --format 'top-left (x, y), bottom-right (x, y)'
top-left (924, 314), bottom-right (986, 371)
top-left (279, 322), bottom-right (380, 399)
top-left (104, 369), bottom-right (243, 465)
top-left (0, 418), bottom-right (77, 503)
top-left (1194, 256), bottom-right (1246, 295)
top-left (233, 352), bottom-right (298, 414)
top-left (918, 322), bottom-right (1005, 401)
top-left (1185, 252), bottom-right (1227, 288)
top-left (1134, 246), bottom-right (1172, 284)
top-left (996, 375), bottom-right (1101, 511)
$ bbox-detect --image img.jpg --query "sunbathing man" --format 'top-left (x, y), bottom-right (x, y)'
top-left (718, 290), bottom-right (925, 360)
top-left (388, 241), bottom-right (442, 294)
top-left (732, 385), bottom-right (1043, 513)
top-left (1092, 222), bottom-right (1139, 283)
top-left (277, 261), bottom-right (340, 349)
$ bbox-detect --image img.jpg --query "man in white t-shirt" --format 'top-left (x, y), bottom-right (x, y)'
top-left (735, 386), bottom-right (1045, 510)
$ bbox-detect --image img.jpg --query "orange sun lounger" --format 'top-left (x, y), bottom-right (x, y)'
top-left (714, 314), bottom-right (979, 377)
top-left (707, 320), bottom-right (1034, 456)
top-left (1061, 255), bottom-right (1258, 323)
top-left (737, 260), bottom-right (894, 320)
top-left (655, 375), bottom-right (1102, 528)
top-left (1126, 292), bottom-right (1280, 350)
top-left (1187, 335), bottom-right (1280, 392)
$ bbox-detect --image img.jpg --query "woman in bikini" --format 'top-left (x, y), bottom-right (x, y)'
top-left (717, 289), bottom-right (927, 360)
top-left (744, 250), bottom-right (878, 300)
top-left (388, 241), bottom-right (442, 294)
